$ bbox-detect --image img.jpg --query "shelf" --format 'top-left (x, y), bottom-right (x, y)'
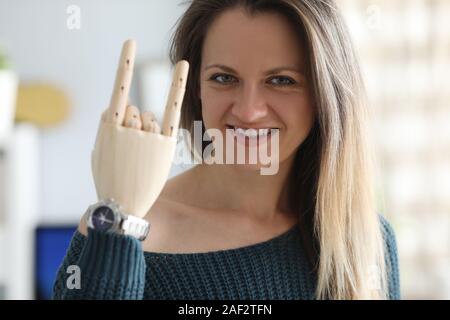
top-left (0, 123), bottom-right (40, 299)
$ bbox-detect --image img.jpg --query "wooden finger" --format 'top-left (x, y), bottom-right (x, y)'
top-left (107, 39), bottom-right (136, 125)
top-left (124, 105), bottom-right (142, 130)
top-left (161, 60), bottom-right (189, 137)
top-left (141, 111), bottom-right (161, 134)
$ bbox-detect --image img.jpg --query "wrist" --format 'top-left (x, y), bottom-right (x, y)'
top-left (85, 198), bottom-right (150, 241)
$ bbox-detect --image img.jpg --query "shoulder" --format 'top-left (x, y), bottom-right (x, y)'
top-left (378, 213), bottom-right (401, 299)
top-left (146, 165), bottom-right (198, 218)
top-left (378, 214), bottom-right (399, 255)
top-left (142, 167), bottom-right (207, 253)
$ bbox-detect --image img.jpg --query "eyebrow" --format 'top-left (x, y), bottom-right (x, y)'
top-left (203, 64), bottom-right (306, 77)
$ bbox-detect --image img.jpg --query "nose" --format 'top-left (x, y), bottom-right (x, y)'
top-left (231, 83), bottom-right (268, 123)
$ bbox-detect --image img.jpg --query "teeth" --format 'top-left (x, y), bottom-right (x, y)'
top-left (233, 127), bottom-right (272, 138)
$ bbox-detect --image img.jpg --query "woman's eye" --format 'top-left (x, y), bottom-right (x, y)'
top-left (210, 74), bottom-right (237, 84)
top-left (208, 74), bottom-right (296, 86)
top-left (268, 76), bottom-right (296, 86)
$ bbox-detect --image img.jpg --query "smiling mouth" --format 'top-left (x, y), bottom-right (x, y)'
top-left (226, 125), bottom-right (280, 130)
top-left (225, 125), bottom-right (280, 140)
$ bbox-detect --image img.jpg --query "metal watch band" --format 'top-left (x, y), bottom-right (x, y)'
top-left (122, 214), bottom-right (150, 241)
top-left (87, 198), bottom-right (150, 241)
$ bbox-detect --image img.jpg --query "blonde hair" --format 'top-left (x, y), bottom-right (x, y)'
top-left (169, 0), bottom-right (387, 299)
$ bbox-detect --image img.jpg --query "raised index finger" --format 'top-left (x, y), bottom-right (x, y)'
top-left (107, 39), bottom-right (136, 125)
top-left (161, 60), bottom-right (190, 137)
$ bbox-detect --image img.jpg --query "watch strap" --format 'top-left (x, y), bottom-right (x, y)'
top-left (121, 214), bottom-right (150, 241)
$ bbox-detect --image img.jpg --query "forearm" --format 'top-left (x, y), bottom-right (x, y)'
top-left (52, 228), bottom-right (146, 300)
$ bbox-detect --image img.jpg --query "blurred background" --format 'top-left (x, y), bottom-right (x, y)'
top-left (0, 0), bottom-right (448, 299)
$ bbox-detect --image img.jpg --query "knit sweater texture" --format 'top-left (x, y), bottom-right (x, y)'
top-left (52, 215), bottom-right (400, 300)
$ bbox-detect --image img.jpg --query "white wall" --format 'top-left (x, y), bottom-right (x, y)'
top-left (0, 0), bottom-right (187, 223)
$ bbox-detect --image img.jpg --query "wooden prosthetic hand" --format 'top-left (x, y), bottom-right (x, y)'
top-left (91, 39), bottom-right (189, 218)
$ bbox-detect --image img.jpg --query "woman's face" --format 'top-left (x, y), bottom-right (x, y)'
top-left (200, 8), bottom-right (315, 170)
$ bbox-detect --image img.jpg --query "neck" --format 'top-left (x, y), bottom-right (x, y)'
top-left (195, 154), bottom-right (295, 223)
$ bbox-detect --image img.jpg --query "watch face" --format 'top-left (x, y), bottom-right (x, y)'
top-left (91, 205), bottom-right (116, 232)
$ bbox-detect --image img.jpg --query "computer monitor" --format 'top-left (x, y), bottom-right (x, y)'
top-left (34, 225), bottom-right (78, 300)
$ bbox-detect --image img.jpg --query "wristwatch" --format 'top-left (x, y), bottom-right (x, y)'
top-left (85, 198), bottom-right (150, 241)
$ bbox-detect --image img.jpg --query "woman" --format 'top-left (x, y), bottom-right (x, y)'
top-left (53, 0), bottom-right (400, 300)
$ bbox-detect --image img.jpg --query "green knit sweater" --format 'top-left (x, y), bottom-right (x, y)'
top-left (52, 215), bottom-right (400, 300)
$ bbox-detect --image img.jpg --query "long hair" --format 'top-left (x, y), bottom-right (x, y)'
top-left (169, 0), bottom-right (387, 299)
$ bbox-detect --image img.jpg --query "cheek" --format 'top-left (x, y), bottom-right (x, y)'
top-left (200, 86), bottom-right (232, 129)
top-left (273, 92), bottom-right (315, 128)
top-left (289, 98), bottom-right (315, 132)
top-left (275, 94), bottom-right (315, 149)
